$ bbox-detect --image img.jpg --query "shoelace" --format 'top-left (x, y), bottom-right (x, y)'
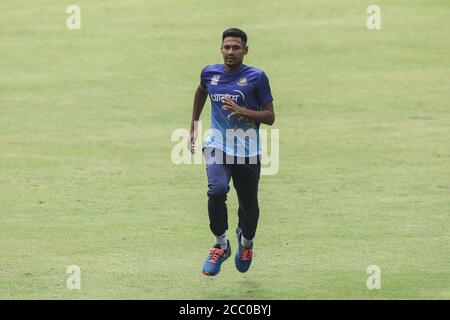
top-left (208, 248), bottom-right (225, 263)
top-left (240, 247), bottom-right (253, 261)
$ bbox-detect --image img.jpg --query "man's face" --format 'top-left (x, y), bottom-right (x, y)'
top-left (221, 37), bottom-right (248, 68)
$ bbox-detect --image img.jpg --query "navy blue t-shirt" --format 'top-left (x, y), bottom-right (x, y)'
top-left (200, 64), bottom-right (273, 157)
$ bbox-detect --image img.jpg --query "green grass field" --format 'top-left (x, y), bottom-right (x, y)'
top-left (1, 0), bottom-right (449, 299)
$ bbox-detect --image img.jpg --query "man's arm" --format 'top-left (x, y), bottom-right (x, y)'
top-left (222, 98), bottom-right (275, 126)
top-left (189, 84), bottom-right (208, 153)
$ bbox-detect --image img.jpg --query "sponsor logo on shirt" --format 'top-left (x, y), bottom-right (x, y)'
top-left (210, 93), bottom-right (239, 102)
top-left (237, 77), bottom-right (248, 86)
top-left (211, 75), bottom-right (220, 85)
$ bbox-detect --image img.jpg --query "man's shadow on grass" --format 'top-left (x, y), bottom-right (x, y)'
top-left (202, 277), bottom-right (267, 300)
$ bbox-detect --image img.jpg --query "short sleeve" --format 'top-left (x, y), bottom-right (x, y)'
top-left (200, 67), bottom-right (208, 90)
top-left (255, 71), bottom-right (273, 107)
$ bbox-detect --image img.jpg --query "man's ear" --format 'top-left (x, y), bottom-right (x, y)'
top-left (244, 46), bottom-right (249, 55)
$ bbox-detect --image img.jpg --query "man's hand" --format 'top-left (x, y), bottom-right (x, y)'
top-left (188, 127), bottom-right (197, 154)
top-left (222, 96), bottom-right (275, 126)
top-left (189, 84), bottom-right (208, 153)
top-left (221, 96), bottom-right (247, 121)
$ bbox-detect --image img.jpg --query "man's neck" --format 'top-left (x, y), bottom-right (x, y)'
top-left (224, 63), bottom-right (243, 73)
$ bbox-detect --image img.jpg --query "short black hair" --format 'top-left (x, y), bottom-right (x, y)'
top-left (222, 28), bottom-right (247, 45)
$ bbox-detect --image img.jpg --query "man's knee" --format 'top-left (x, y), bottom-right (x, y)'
top-left (207, 184), bottom-right (229, 199)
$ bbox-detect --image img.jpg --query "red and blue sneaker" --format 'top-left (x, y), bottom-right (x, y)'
top-left (235, 228), bottom-right (254, 273)
top-left (202, 240), bottom-right (231, 276)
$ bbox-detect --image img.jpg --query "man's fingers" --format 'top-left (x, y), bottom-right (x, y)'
top-left (187, 135), bottom-right (196, 153)
top-left (223, 99), bottom-right (238, 108)
top-left (222, 98), bottom-right (242, 121)
top-left (222, 105), bottom-right (234, 111)
top-left (227, 111), bottom-right (239, 121)
top-left (222, 99), bottom-right (240, 111)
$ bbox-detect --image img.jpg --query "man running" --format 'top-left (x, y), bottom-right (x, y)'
top-left (189, 28), bottom-right (275, 276)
